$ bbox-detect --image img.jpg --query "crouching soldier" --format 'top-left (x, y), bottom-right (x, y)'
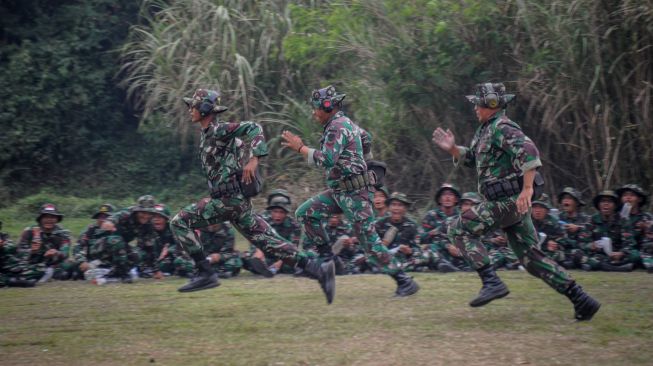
top-left (557, 187), bottom-right (592, 270)
top-left (198, 222), bottom-right (243, 279)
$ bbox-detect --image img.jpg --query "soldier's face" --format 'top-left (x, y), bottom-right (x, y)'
top-left (373, 191), bottom-right (387, 209)
top-left (189, 107), bottom-right (202, 122)
top-left (621, 191), bottom-right (641, 207)
top-left (561, 196), bottom-right (578, 213)
top-left (151, 215), bottom-right (167, 231)
top-left (460, 200), bottom-right (474, 212)
top-left (328, 214), bottom-right (341, 227)
top-left (474, 105), bottom-right (498, 122)
top-left (312, 107), bottom-right (330, 124)
top-left (136, 212), bottom-right (153, 225)
top-left (599, 198), bottom-right (616, 215)
top-left (531, 205), bottom-right (548, 220)
top-left (95, 213), bottom-right (109, 226)
top-left (438, 191), bottom-right (458, 208)
top-left (270, 208), bottom-right (287, 224)
top-left (389, 201), bottom-right (407, 220)
top-left (39, 215), bottom-right (58, 231)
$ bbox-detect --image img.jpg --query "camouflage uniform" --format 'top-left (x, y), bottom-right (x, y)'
top-left (616, 184), bottom-right (652, 269)
top-left (197, 223), bottom-right (243, 278)
top-left (325, 216), bottom-right (363, 274)
top-left (374, 215), bottom-right (422, 272)
top-left (171, 89), bottom-right (331, 297)
top-left (531, 199), bottom-right (567, 266)
top-left (16, 204), bottom-right (74, 281)
top-left (557, 188), bottom-right (593, 269)
top-left (482, 230), bottom-right (520, 270)
top-left (150, 204), bottom-right (193, 277)
top-left (447, 85), bottom-right (576, 298)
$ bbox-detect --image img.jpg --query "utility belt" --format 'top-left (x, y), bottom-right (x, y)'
top-left (208, 168), bottom-right (263, 199)
top-left (336, 172), bottom-right (371, 192)
top-left (481, 172), bottom-right (544, 201)
top-left (208, 176), bottom-right (241, 199)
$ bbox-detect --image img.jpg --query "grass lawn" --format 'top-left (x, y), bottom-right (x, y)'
top-left (1, 270), bottom-right (651, 366)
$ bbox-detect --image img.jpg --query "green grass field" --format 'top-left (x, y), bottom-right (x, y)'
top-left (1, 270), bottom-right (652, 366)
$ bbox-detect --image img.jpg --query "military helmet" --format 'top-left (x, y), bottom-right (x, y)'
top-left (311, 85), bottom-right (346, 112)
top-left (267, 189), bottom-right (292, 206)
top-left (386, 192), bottom-right (413, 207)
top-left (375, 185), bottom-right (390, 199)
top-left (557, 187), bottom-right (586, 206)
top-left (615, 184), bottom-right (649, 207)
top-left (92, 203), bottom-right (116, 219)
top-left (132, 195), bottom-right (157, 213)
top-left (266, 195), bottom-right (292, 213)
top-left (435, 183), bottom-right (461, 203)
top-left (36, 203), bottom-right (64, 223)
top-left (465, 82), bottom-right (515, 109)
top-left (460, 192), bottom-right (482, 204)
top-left (592, 190), bottom-right (619, 211)
top-left (183, 88), bottom-right (228, 117)
top-left (152, 203), bottom-right (171, 220)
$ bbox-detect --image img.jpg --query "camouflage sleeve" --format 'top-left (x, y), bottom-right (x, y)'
top-left (496, 122), bottom-right (542, 173)
top-left (207, 121), bottom-right (269, 157)
top-left (308, 121), bottom-right (349, 168)
top-left (58, 230), bottom-right (73, 261)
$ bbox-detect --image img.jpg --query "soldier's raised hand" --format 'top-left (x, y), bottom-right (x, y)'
top-left (432, 128), bottom-right (455, 152)
top-left (281, 130), bottom-right (304, 153)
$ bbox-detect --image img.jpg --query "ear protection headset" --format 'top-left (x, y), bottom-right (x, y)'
top-left (198, 91), bottom-right (221, 117)
top-left (312, 85), bottom-right (337, 112)
top-left (478, 83), bottom-right (509, 109)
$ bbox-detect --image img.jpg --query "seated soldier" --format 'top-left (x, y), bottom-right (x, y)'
top-left (586, 191), bottom-right (635, 271)
top-left (16, 204), bottom-right (73, 282)
top-left (372, 186), bottom-right (390, 218)
top-left (420, 183), bottom-right (468, 271)
top-left (1, 220), bottom-right (36, 287)
top-left (74, 204), bottom-right (115, 279)
top-left (616, 184), bottom-right (652, 269)
top-left (531, 195), bottom-right (569, 268)
top-left (197, 222), bottom-right (243, 279)
top-left (151, 204), bottom-right (194, 278)
top-left (256, 189), bottom-right (301, 275)
top-left (326, 213), bottom-right (364, 275)
top-left (557, 187), bottom-right (592, 270)
top-left (374, 192), bottom-right (422, 272)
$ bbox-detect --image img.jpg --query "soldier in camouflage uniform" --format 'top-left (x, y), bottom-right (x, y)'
top-left (171, 89), bottom-right (333, 302)
top-left (1, 221), bottom-right (36, 287)
top-left (557, 187), bottom-right (593, 270)
top-left (432, 82), bottom-right (600, 321)
top-left (16, 204), bottom-right (74, 282)
top-left (257, 189), bottom-right (302, 275)
top-left (420, 183), bottom-right (466, 272)
top-left (75, 204), bottom-right (116, 276)
top-left (325, 214), bottom-right (363, 275)
top-left (531, 197), bottom-right (568, 267)
top-left (150, 204), bottom-right (194, 278)
top-left (586, 191), bottom-right (636, 271)
top-left (372, 186), bottom-right (390, 218)
top-left (282, 85), bottom-right (419, 297)
top-left (197, 222), bottom-right (243, 278)
top-left (616, 184), bottom-right (652, 270)
top-left (374, 193), bottom-right (423, 272)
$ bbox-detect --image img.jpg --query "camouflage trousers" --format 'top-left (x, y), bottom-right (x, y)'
top-left (448, 197), bottom-right (574, 294)
top-left (88, 234), bottom-right (139, 276)
top-left (421, 243), bottom-right (470, 270)
top-left (296, 188), bottom-right (399, 275)
top-left (170, 194), bottom-right (303, 265)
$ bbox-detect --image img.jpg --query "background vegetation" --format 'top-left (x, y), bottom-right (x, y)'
top-left (1, 0), bottom-right (652, 212)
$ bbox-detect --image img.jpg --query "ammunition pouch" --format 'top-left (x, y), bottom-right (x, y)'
top-left (481, 171), bottom-right (544, 201)
top-left (208, 176), bottom-right (241, 199)
top-left (365, 160), bottom-right (387, 188)
top-left (336, 172), bottom-right (371, 192)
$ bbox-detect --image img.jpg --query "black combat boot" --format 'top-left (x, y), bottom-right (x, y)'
top-left (391, 271), bottom-right (420, 297)
top-left (565, 283), bottom-right (601, 321)
top-left (178, 259), bottom-right (220, 293)
top-left (299, 257), bottom-right (336, 304)
top-left (599, 262), bottom-right (633, 272)
top-left (7, 278), bottom-right (37, 287)
top-left (469, 265), bottom-right (510, 307)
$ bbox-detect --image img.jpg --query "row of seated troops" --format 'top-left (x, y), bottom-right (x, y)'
top-left (1, 182), bottom-right (651, 287)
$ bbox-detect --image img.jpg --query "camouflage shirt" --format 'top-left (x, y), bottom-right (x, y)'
top-left (620, 211), bottom-right (653, 250)
top-left (558, 211), bottom-right (592, 250)
top-left (588, 213), bottom-right (636, 254)
top-left (200, 119), bottom-right (269, 186)
top-left (374, 216), bottom-right (421, 256)
top-left (533, 214), bottom-right (566, 253)
top-left (74, 222), bottom-right (102, 263)
top-left (419, 207), bottom-right (458, 246)
top-left (456, 110), bottom-right (542, 193)
top-left (18, 224), bottom-right (71, 266)
top-left (108, 208), bottom-right (156, 246)
top-left (260, 211), bottom-right (301, 245)
top-left (307, 111), bottom-right (372, 189)
top-left (198, 223), bottom-right (236, 254)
